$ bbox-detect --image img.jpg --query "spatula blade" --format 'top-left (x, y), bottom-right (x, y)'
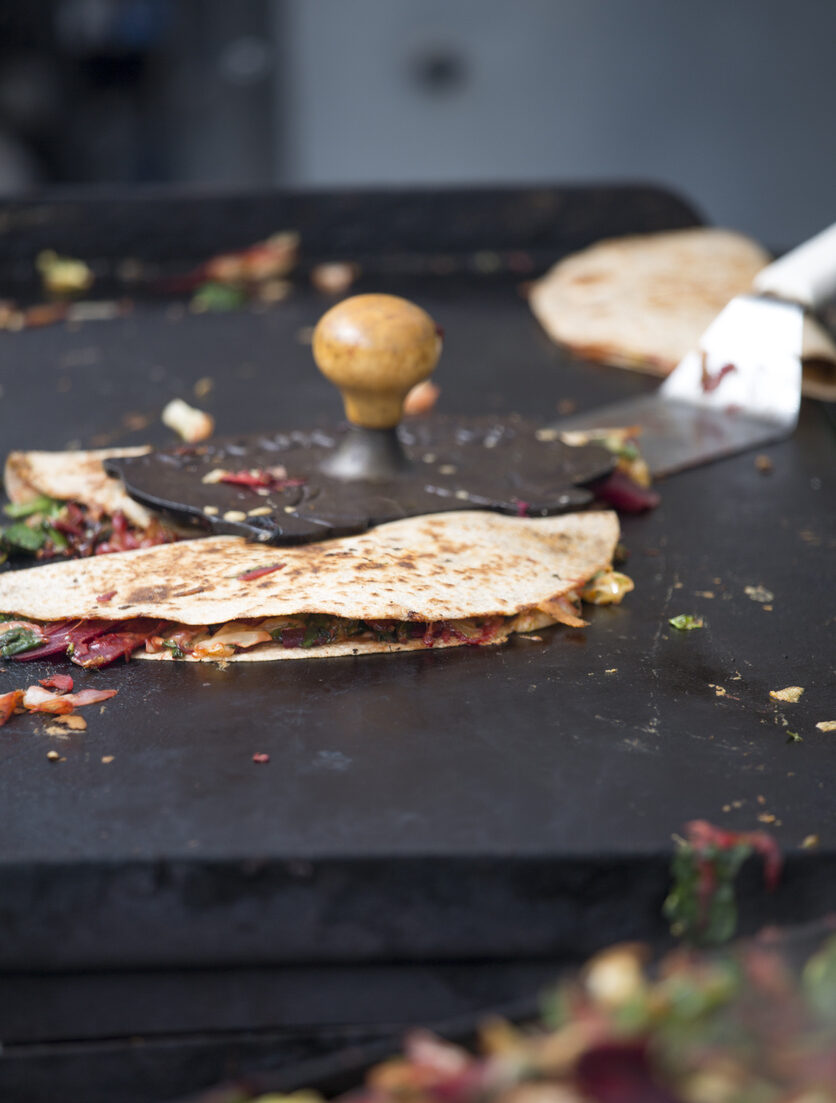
top-left (554, 295), bottom-right (803, 477)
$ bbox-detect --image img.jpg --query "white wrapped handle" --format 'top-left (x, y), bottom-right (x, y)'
top-left (753, 222), bottom-right (836, 310)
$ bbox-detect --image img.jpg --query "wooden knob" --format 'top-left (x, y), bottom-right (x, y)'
top-left (312, 293), bottom-right (442, 429)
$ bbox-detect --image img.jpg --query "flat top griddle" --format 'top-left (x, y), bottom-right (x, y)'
top-left (0, 188), bottom-right (833, 980)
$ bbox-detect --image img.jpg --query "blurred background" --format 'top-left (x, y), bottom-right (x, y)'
top-left (0, 0), bottom-right (834, 244)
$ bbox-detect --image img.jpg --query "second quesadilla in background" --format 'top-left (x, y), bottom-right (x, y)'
top-left (529, 227), bottom-right (836, 400)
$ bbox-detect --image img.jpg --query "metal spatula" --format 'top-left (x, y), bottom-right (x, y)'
top-left (553, 222), bottom-right (836, 476)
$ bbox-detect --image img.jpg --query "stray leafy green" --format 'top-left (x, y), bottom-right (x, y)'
top-left (664, 821), bottom-right (782, 947)
top-left (2, 494), bottom-right (59, 519)
top-left (190, 281), bottom-right (247, 313)
top-left (669, 613), bottom-right (704, 631)
top-left (162, 640), bottom-right (185, 659)
top-left (2, 522), bottom-right (47, 551)
top-left (0, 626), bottom-right (44, 658)
top-left (45, 525), bottom-right (69, 551)
top-left (608, 438), bottom-right (639, 461)
top-left (786, 730), bottom-right (803, 744)
top-left (665, 840), bottom-right (748, 946)
top-left (0, 493), bottom-right (68, 556)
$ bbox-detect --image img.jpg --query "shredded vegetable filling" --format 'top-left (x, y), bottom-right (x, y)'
top-left (0, 571), bottom-right (633, 665)
top-left (0, 495), bottom-right (175, 561)
top-left (580, 569), bottom-right (635, 605)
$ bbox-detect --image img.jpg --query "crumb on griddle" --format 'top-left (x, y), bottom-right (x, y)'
top-left (770, 686), bottom-right (804, 703)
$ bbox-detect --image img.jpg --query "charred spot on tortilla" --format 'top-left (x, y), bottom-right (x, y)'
top-left (127, 585), bottom-right (172, 603)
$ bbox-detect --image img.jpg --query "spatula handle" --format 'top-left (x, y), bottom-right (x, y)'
top-left (753, 222), bottom-right (836, 310)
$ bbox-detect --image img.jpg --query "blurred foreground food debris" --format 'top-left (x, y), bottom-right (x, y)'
top-left (232, 923), bottom-right (836, 1103)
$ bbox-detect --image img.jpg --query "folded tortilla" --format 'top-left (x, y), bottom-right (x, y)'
top-left (4, 446), bottom-right (153, 529)
top-left (529, 227), bottom-right (836, 400)
top-left (0, 509), bottom-right (622, 661)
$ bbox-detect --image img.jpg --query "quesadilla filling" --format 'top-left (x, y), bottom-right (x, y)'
top-left (0, 569), bottom-right (633, 667)
top-left (0, 494), bottom-right (175, 562)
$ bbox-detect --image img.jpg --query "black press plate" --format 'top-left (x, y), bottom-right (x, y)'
top-left (104, 415), bottom-right (614, 544)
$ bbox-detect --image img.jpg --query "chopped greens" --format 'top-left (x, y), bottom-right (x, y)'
top-left (604, 437), bottom-right (639, 461)
top-left (190, 281), bottom-right (247, 312)
top-left (669, 613), bottom-right (704, 631)
top-left (663, 821), bottom-right (781, 947)
top-left (2, 522), bottom-right (47, 551)
top-left (0, 626), bottom-right (44, 658)
top-left (665, 837), bottom-right (751, 946)
top-left (1, 494), bottom-right (68, 557)
top-left (3, 494), bottom-right (59, 519)
top-left (47, 526), bottom-right (69, 551)
top-left (301, 614), bottom-right (339, 648)
top-left (162, 640), bottom-right (185, 659)
top-left (0, 497), bottom-right (174, 561)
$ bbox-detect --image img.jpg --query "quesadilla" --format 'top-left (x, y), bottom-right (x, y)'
top-left (0, 510), bottom-right (630, 665)
top-left (2, 447), bottom-right (175, 559)
top-left (529, 227), bottom-right (836, 400)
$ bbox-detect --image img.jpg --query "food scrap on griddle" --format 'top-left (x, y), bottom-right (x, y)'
top-left (162, 398), bottom-right (215, 443)
top-left (669, 614), bottom-right (704, 631)
top-left (0, 673), bottom-right (118, 728)
top-left (770, 686), bottom-right (805, 703)
top-left (539, 424), bottom-right (660, 512)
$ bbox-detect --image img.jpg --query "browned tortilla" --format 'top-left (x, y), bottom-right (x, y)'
top-left (0, 510), bottom-right (621, 661)
top-left (529, 227), bottom-right (836, 399)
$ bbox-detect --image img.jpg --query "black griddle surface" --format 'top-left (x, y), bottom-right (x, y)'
top-left (1, 279), bottom-right (834, 973)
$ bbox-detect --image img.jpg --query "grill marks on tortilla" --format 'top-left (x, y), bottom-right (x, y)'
top-left (529, 227), bottom-right (772, 375)
top-left (0, 510), bottom-right (620, 626)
